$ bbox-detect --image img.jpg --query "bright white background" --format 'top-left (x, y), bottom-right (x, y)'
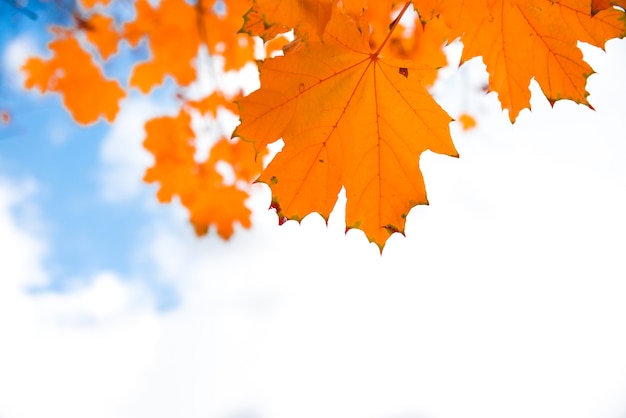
top-left (0, 18), bottom-right (625, 418)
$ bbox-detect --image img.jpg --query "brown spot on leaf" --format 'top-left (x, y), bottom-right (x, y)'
top-left (270, 200), bottom-right (288, 225)
top-left (383, 224), bottom-right (401, 235)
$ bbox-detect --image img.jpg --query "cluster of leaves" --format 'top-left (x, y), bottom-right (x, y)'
top-left (22, 0), bottom-right (626, 250)
top-left (23, 0), bottom-right (265, 239)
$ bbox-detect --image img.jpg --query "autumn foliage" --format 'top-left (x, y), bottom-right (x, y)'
top-left (22, 0), bottom-right (626, 250)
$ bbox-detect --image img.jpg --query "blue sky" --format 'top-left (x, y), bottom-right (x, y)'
top-left (0, 1), bottom-right (178, 302)
top-left (1, 2), bottom-right (626, 418)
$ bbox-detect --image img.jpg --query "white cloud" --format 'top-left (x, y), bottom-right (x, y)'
top-left (34, 271), bottom-right (152, 325)
top-left (0, 177), bottom-right (46, 293)
top-left (0, 176), bottom-right (159, 418)
top-left (98, 97), bottom-right (171, 202)
top-left (2, 35), bottom-right (37, 89)
top-left (118, 37), bottom-right (626, 418)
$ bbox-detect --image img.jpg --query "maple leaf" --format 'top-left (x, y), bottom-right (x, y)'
top-left (124, 0), bottom-right (200, 92)
top-left (186, 171), bottom-right (252, 239)
top-left (186, 91), bottom-right (241, 118)
top-left (458, 113), bottom-right (477, 130)
top-left (80, 0), bottom-right (112, 7)
top-left (143, 110), bottom-right (265, 239)
top-left (81, 13), bottom-right (120, 60)
top-left (22, 35), bottom-right (125, 125)
top-left (264, 34), bottom-right (291, 57)
top-left (219, 33), bottom-right (257, 71)
top-left (199, 0), bottom-right (256, 71)
top-left (208, 136), bottom-right (267, 183)
top-left (592, 0), bottom-right (626, 14)
top-left (370, 10), bottom-right (450, 87)
top-left (235, 3), bottom-right (458, 250)
top-left (426, 0), bottom-right (626, 121)
top-left (250, 0), bottom-right (334, 38)
top-left (187, 136), bottom-right (266, 238)
top-left (143, 110), bottom-right (197, 203)
top-left (124, 0), bottom-right (255, 92)
top-left (240, 2), bottom-right (290, 41)
top-left (22, 0), bottom-right (626, 249)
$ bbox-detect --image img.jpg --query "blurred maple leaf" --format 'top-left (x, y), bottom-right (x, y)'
top-left (81, 13), bottom-right (120, 60)
top-left (458, 113), bottom-right (477, 131)
top-left (22, 35), bottom-right (124, 125)
top-left (124, 0), bottom-right (202, 91)
top-left (143, 109), bottom-right (265, 239)
top-left (251, 0), bottom-right (334, 37)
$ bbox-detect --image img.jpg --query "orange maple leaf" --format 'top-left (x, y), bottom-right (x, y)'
top-left (264, 34), bottom-right (291, 57)
top-left (235, 3), bottom-right (458, 250)
top-left (592, 0), bottom-right (626, 14)
top-left (80, 0), bottom-right (111, 7)
top-left (186, 91), bottom-right (241, 118)
top-left (143, 110), bottom-right (265, 239)
top-left (187, 136), bottom-right (266, 238)
top-left (22, 35), bottom-right (125, 125)
top-left (81, 13), bottom-right (120, 60)
top-left (208, 136), bottom-right (268, 183)
top-left (198, 0), bottom-right (256, 72)
top-left (143, 110), bottom-right (197, 202)
top-left (427, 0), bottom-right (626, 121)
top-left (240, 2), bottom-right (290, 41)
top-left (458, 113), bottom-right (477, 130)
top-left (186, 171), bottom-right (253, 239)
top-left (124, 0), bottom-right (255, 91)
top-left (251, 0), bottom-right (334, 38)
top-left (124, 0), bottom-right (200, 92)
top-left (219, 33), bottom-right (257, 71)
top-left (370, 11), bottom-right (450, 87)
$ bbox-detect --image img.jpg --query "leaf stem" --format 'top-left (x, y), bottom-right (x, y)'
top-left (373, 1), bottom-right (412, 57)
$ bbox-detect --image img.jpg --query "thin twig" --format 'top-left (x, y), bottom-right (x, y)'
top-left (1, 0), bottom-right (38, 20)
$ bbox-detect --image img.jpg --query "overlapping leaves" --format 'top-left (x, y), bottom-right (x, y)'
top-left (415, 0), bottom-right (626, 120)
top-left (22, 0), bottom-right (261, 239)
top-left (21, 0), bottom-right (626, 250)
